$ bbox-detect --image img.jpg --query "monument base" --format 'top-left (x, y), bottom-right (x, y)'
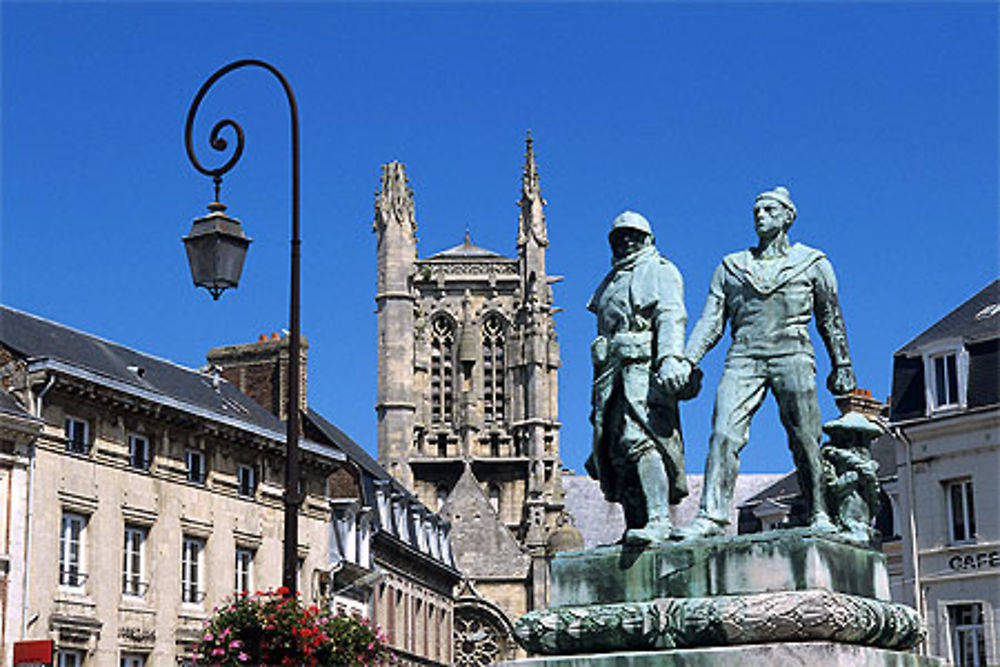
top-left (497, 641), bottom-right (945, 667)
top-left (550, 529), bottom-right (891, 606)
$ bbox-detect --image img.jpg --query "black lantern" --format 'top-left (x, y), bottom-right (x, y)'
top-left (182, 201), bottom-right (252, 299)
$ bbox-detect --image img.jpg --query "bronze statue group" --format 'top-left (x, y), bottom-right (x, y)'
top-left (587, 186), bottom-right (867, 544)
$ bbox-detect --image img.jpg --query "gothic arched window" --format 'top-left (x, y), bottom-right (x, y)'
top-left (430, 314), bottom-right (456, 425)
top-left (482, 313), bottom-right (507, 425)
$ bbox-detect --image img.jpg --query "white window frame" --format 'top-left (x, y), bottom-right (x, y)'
top-left (123, 524), bottom-right (147, 598)
top-left (949, 603), bottom-right (986, 667)
top-left (946, 478), bottom-right (977, 544)
top-left (120, 653), bottom-right (147, 667)
top-left (488, 483), bottom-right (502, 515)
top-left (181, 535), bottom-right (205, 604)
top-left (186, 450), bottom-right (205, 484)
top-left (234, 546), bottom-right (254, 594)
top-left (59, 512), bottom-right (87, 589)
top-left (237, 463), bottom-right (257, 498)
top-left (128, 433), bottom-right (150, 471)
top-left (358, 511), bottom-right (372, 568)
top-left (58, 650), bottom-right (84, 667)
top-left (65, 416), bottom-right (90, 454)
top-left (921, 341), bottom-right (969, 414)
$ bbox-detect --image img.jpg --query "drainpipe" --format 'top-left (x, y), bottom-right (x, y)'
top-left (893, 424), bottom-right (924, 655)
top-left (21, 374), bottom-right (54, 639)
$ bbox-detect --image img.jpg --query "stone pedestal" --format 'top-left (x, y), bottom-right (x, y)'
top-left (499, 641), bottom-right (943, 667)
top-left (551, 528), bottom-right (890, 605)
top-left (512, 530), bottom-right (939, 664)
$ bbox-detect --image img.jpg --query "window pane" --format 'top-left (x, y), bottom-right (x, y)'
top-left (946, 354), bottom-right (958, 404)
top-left (965, 482), bottom-right (976, 539)
top-left (951, 483), bottom-right (967, 541)
top-left (949, 604), bottom-right (985, 667)
top-left (935, 357), bottom-right (947, 405)
top-left (182, 537), bottom-right (203, 602)
top-left (129, 435), bottom-right (149, 470)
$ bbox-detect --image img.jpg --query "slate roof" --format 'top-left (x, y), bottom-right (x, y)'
top-left (424, 233), bottom-right (507, 260)
top-left (0, 305), bottom-right (303, 441)
top-left (741, 472), bottom-right (801, 506)
top-left (304, 408), bottom-right (414, 501)
top-left (563, 473), bottom-right (785, 549)
top-left (896, 278), bottom-right (1000, 354)
top-left (440, 466), bottom-right (530, 578)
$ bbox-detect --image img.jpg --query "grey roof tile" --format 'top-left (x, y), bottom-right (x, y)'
top-left (424, 233), bottom-right (507, 260)
top-left (896, 278), bottom-right (1000, 354)
top-left (0, 305), bottom-right (286, 434)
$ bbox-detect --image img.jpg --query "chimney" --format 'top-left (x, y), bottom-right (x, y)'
top-left (207, 332), bottom-right (308, 421)
top-left (835, 388), bottom-right (887, 420)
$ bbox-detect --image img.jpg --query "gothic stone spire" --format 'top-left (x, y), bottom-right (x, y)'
top-left (518, 130), bottom-right (548, 248)
top-left (374, 161), bottom-right (417, 234)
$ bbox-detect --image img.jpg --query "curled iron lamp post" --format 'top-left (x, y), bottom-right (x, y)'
top-left (182, 58), bottom-right (302, 596)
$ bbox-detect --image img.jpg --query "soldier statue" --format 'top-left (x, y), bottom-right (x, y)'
top-left (677, 186), bottom-right (856, 538)
top-left (585, 211), bottom-right (695, 544)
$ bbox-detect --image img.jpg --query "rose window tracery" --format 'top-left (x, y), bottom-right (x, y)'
top-left (454, 608), bottom-right (509, 666)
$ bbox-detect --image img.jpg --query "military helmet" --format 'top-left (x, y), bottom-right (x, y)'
top-left (609, 210), bottom-right (652, 239)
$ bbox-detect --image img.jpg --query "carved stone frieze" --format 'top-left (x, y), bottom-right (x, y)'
top-left (513, 589), bottom-right (924, 655)
top-left (417, 261), bottom-right (519, 278)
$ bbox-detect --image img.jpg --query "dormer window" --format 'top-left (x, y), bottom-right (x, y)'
top-left (932, 352), bottom-right (958, 408)
top-left (393, 498), bottom-right (409, 542)
top-left (923, 345), bottom-right (969, 413)
top-left (373, 481), bottom-right (390, 528)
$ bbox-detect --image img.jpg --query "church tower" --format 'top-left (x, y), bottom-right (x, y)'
top-left (374, 135), bottom-right (569, 663)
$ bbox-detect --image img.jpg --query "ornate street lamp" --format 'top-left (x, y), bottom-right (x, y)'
top-left (183, 58), bottom-right (303, 595)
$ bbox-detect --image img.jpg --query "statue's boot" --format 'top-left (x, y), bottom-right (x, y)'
top-left (671, 515), bottom-right (726, 540)
top-left (623, 451), bottom-right (673, 544)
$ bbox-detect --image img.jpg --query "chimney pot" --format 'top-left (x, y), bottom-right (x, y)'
top-left (271, 332), bottom-right (280, 341)
top-left (258, 334), bottom-right (268, 342)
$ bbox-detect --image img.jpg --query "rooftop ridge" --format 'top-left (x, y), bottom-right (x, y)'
top-left (0, 304), bottom-right (218, 379)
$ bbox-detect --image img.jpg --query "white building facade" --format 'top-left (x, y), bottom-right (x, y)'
top-left (889, 279), bottom-right (1000, 667)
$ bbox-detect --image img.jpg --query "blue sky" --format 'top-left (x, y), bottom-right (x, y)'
top-left (2, 3), bottom-right (997, 474)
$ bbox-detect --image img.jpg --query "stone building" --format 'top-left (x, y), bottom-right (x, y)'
top-left (373, 135), bottom-right (568, 662)
top-left (0, 385), bottom-right (43, 666)
top-left (0, 306), bottom-right (457, 667)
top-left (888, 278), bottom-right (1000, 667)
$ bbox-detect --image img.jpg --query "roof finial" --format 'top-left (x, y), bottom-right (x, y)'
top-left (464, 226), bottom-right (472, 246)
top-left (522, 129), bottom-right (539, 197)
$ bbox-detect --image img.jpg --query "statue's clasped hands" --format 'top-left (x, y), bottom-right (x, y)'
top-left (658, 357), bottom-right (694, 394)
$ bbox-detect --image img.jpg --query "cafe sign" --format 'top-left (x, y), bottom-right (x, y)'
top-left (948, 550), bottom-right (1000, 571)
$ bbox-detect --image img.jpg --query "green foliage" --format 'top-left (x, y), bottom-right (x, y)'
top-left (194, 588), bottom-right (391, 666)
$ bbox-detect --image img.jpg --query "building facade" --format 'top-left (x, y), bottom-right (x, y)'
top-left (210, 333), bottom-right (463, 666)
top-left (374, 135), bottom-right (567, 662)
top-left (1, 307), bottom-right (457, 666)
top-left (888, 279), bottom-right (1000, 667)
top-left (0, 387), bottom-right (43, 665)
